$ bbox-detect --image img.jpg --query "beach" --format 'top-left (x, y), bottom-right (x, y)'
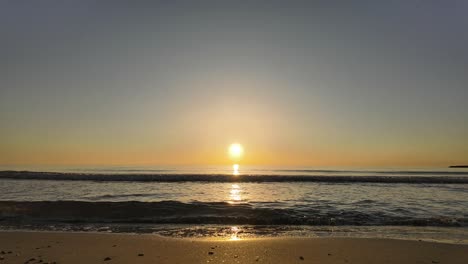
top-left (0, 231), bottom-right (467, 264)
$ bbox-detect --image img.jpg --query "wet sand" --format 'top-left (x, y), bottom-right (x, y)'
top-left (0, 231), bottom-right (467, 263)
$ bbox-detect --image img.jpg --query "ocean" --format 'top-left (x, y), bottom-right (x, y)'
top-left (0, 166), bottom-right (467, 243)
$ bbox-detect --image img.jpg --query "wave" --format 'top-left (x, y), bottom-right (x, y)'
top-left (0, 201), bottom-right (465, 227)
top-left (86, 193), bottom-right (159, 200)
top-left (0, 171), bottom-right (467, 183)
top-left (276, 169), bottom-right (468, 175)
top-left (71, 169), bottom-right (173, 173)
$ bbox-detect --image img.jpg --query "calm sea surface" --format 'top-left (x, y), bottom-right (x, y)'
top-left (0, 165), bottom-right (467, 243)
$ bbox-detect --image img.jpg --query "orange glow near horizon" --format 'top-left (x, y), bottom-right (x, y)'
top-left (1, 136), bottom-right (466, 168)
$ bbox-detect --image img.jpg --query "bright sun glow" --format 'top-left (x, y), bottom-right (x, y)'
top-left (228, 143), bottom-right (244, 160)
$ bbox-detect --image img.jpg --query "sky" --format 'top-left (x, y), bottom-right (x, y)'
top-left (1, 1), bottom-right (467, 167)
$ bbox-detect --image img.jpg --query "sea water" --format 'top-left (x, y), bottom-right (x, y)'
top-left (0, 165), bottom-right (467, 243)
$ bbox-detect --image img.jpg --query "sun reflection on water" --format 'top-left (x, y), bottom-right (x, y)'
top-left (228, 184), bottom-right (242, 204)
top-left (233, 164), bottom-right (239, 175)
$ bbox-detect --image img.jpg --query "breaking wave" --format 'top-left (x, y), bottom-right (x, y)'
top-left (0, 200), bottom-right (465, 227)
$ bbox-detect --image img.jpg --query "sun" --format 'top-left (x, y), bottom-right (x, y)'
top-left (228, 143), bottom-right (244, 160)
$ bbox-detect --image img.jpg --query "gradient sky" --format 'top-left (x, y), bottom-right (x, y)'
top-left (1, 1), bottom-right (467, 167)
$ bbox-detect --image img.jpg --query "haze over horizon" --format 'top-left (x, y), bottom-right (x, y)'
top-left (1, 1), bottom-right (467, 167)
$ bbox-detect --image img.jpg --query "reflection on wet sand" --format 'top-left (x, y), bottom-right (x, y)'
top-left (229, 226), bottom-right (241, 240)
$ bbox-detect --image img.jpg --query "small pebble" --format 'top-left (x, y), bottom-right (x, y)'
top-left (299, 256), bottom-right (304, 260)
top-left (234, 255), bottom-right (238, 258)
top-left (104, 257), bottom-right (111, 261)
top-left (255, 256), bottom-right (260, 261)
top-left (138, 253), bottom-right (144, 257)
top-left (112, 245), bottom-right (117, 247)
top-left (328, 253), bottom-right (332, 256)
top-left (208, 252), bottom-right (214, 255)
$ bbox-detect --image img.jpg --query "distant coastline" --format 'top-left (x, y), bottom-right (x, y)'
top-left (449, 165), bottom-right (468, 168)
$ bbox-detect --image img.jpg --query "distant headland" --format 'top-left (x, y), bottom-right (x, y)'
top-left (449, 165), bottom-right (468, 168)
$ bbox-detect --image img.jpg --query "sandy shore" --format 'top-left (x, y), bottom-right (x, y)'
top-left (0, 231), bottom-right (466, 263)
